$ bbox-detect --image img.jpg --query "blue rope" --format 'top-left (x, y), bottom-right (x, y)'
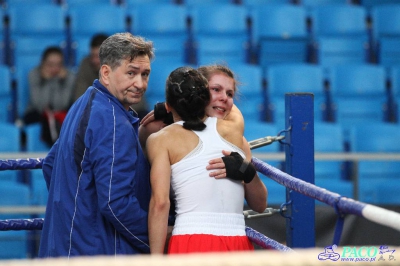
top-left (0, 158), bottom-right (44, 171)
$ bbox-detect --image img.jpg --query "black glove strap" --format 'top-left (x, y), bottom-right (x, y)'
top-left (222, 152), bottom-right (256, 183)
top-left (154, 102), bottom-right (174, 125)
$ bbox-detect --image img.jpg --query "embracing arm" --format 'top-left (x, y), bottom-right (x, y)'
top-left (147, 133), bottom-right (171, 254)
top-left (242, 137), bottom-right (268, 213)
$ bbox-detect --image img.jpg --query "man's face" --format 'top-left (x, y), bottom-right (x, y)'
top-left (105, 55), bottom-right (151, 110)
top-left (205, 73), bottom-right (235, 119)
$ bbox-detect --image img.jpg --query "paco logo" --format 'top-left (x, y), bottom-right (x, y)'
top-left (317, 245), bottom-right (396, 262)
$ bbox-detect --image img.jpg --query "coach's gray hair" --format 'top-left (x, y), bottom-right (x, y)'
top-left (99, 32), bottom-right (154, 70)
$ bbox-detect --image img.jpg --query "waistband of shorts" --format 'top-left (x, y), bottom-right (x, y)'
top-left (172, 212), bottom-right (246, 236)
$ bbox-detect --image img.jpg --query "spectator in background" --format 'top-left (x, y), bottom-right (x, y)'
top-left (23, 46), bottom-right (75, 146)
top-left (73, 33), bottom-right (149, 119)
top-left (73, 33), bottom-right (108, 101)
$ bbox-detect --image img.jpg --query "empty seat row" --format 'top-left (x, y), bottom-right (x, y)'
top-left (1, 3), bottom-right (400, 68)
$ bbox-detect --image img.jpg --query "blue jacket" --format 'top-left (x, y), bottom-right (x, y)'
top-left (39, 80), bottom-right (151, 257)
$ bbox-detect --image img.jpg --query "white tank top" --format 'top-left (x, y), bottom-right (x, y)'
top-left (171, 117), bottom-right (245, 216)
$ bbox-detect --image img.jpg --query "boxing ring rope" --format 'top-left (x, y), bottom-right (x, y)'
top-left (1, 93), bottom-right (400, 259)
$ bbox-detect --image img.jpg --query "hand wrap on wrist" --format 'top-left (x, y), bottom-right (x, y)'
top-left (222, 152), bottom-right (256, 183)
top-left (154, 102), bottom-right (174, 125)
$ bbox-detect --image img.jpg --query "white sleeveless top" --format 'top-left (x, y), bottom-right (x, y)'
top-left (171, 117), bottom-right (246, 236)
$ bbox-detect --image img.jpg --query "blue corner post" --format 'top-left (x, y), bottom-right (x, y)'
top-left (284, 93), bottom-right (315, 248)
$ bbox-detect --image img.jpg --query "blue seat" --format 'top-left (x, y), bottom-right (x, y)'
top-left (310, 5), bottom-right (368, 38)
top-left (265, 63), bottom-right (327, 127)
top-left (0, 122), bottom-right (21, 182)
top-left (183, 0), bottom-right (233, 6)
top-left (146, 60), bottom-right (192, 108)
top-left (12, 36), bottom-right (67, 68)
top-left (68, 4), bottom-right (127, 40)
top-left (299, 0), bottom-right (351, 6)
top-left (195, 36), bottom-right (249, 65)
top-left (250, 4), bottom-right (309, 68)
top-left (312, 37), bottom-right (369, 69)
top-left (226, 63), bottom-right (264, 122)
top-left (371, 4), bottom-right (400, 68)
top-left (0, 65), bottom-right (13, 123)
top-left (360, 0), bottom-right (400, 10)
top-left (6, 3), bottom-right (68, 67)
top-left (128, 4), bottom-right (188, 62)
top-left (242, 0), bottom-right (292, 7)
top-left (388, 65), bottom-right (400, 121)
top-left (314, 122), bottom-right (352, 200)
top-left (189, 4), bottom-right (249, 64)
top-left (349, 122), bottom-right (400, 204)
top-left (125, 0), bottom-right (173, 4)
top-left (0, 122), bottom-right (20, 152)
top-left (6, 0), bottom-right (57, 5)
top-left (244, 121), bottom-right (281, 153)
top-left (24, 123), bottom-right (51, 152)
top-left (309, 5), bottom-right (369, 67)
top-left (63, 0), bottom-right (114, 6)
top-left (14, 56), bottom-right (39, 119)
top-left (7, 4), bottom-right (66, 39)
top-left (0, 181), bottom-right (30, 259)
top-left (328, 64), bottom-right (387, 129)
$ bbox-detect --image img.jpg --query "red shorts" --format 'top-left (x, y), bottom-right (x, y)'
top-left (168, 234), bottom-right (254, 254)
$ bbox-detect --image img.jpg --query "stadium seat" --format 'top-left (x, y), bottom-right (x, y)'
top-left (0, 64), bottom-right (13, 123)
top-left (388, 65), bottom-right (400, 122)
top-left (12, 36), bottom-right (67, 69)
top-left (242, 0), bottom-right (292, 7)
top-left (349, 122), bottom-right (400, 204)
top-left (24, 123), bottom-right (51, 152)
top-left (360, 0), bottom-right (400, 10)
top-left (7, 4), bottom-right (66, 39)
top-left (312, 37), bottom-right (369, 69)
top-left (328, 64), bottom-right (388, 130)
top-left (0, 122), bottom-right (20, 152)
top-left (229, 63), bottom-right (264, 122)
top-left (0, 181), bottom-right (30, 259)
top-left (146, 60), bottom-right (193, 108)
top-left (189, 4), bottom-right (249, 64)
top-left (194, 36), bottom-right (249, 65)
top-left (128, 3), bottom-right (189, 62)
top-left (68, 4), bottom-right (128, 44)
top-left (6, 3), bottom-right (68, 67)
top-left (314, 122), bottom-right (353, 200)
top-left (299, 0), bottom-right (351, 6)
top-left (249, 4), bottom-right (309, 68)
top-left (182, 0), bottom-right (233, 6)
top-left (265, 63), bottom-right (327, 127)
top-left (309, 5), bottom-right (368, 38)
top-left (14, 56), bottom-right (39, 119)
top-left (6, 0), bottom-right (56, 5)
top-left (370, 4), bottom-right (400, 67)
top-left (0, 122), bottom-right (21, 182)
top-left (63, 0), bottom-right (114, 6)
top-left (309, 4), bottom-right (370, 66)
top-left (124, 0), bottom-right (173, 5)
top-left (244, 121), bottom-right (281, 153)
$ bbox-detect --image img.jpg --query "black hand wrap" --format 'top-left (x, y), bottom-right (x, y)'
top-left (222, 152), bottom-right (256, 183)
top-left (154, 102), bottom-right (174, 125)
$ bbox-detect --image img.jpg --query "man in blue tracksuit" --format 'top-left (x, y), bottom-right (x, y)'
top-left (39, 33), bottom-right (154, 257)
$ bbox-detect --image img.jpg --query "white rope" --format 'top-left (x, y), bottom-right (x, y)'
top-left (362, 204), bottom-right (400, 232)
